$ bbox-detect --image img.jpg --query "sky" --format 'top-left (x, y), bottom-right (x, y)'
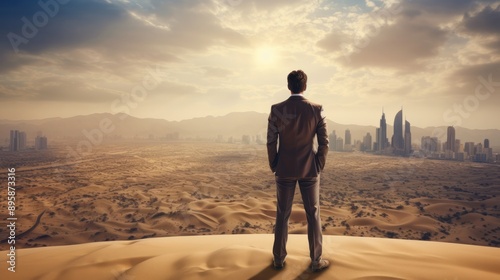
top-left (0, 0), bottom-right (499, 129)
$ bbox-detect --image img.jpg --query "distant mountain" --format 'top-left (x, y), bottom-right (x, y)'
top-left (1, 112), bottom-right (499, 152)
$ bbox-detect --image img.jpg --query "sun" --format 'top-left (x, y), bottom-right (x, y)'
top-left (255, 46), bottom-right (277, 66)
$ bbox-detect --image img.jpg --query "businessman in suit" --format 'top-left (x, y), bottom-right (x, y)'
top-left (267, 70), bottom-right (330, 272)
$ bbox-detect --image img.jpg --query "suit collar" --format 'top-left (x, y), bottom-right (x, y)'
top-left (288, 95), bottom-right (306, 100)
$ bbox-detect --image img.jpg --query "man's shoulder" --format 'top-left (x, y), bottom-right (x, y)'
top-left (271, 99), bottom-right (289, 106)
top-left (304, 99), bottom-right (323, 109)
top-left (270, 97), bottom-right (324, 114)
top-left (272, 97), bottom-right (322, 106)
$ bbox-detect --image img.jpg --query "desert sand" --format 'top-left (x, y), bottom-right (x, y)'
top-left (2, 234), bottom-right (500, 280)
top-left (0, 141), bottom-right (499, 279)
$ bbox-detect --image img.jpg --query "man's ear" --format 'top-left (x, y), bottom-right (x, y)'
top-left (287, 84), bottom-right (292, 92)
top-left (303, 84), bottom-right (307, 92)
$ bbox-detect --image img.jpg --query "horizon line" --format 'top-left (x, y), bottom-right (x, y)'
top-left (1, 111), bottom-right (499, 131)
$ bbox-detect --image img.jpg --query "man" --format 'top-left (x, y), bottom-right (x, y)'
top-left (267, 70), bottom-right (330, 272)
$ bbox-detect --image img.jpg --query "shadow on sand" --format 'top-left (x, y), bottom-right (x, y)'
top-left (249, 262), bottom-right (328, 280)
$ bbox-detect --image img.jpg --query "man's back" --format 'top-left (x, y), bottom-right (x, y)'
top-left (267, 70), bottom-right (330, 272)
top-left (267, 95), bottom-right (328, 178)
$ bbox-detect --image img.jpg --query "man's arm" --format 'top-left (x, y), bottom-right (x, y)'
top-left (315, 105), bottom-right (329, 172)
top-left (267, 105), bottom-right (279, 173)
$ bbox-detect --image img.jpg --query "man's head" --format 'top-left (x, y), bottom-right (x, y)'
top-left (287, 70), bottom-right (307, 94)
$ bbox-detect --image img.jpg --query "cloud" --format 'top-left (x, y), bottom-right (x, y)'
top-left (347, 20), bottom-right (448, 70)
top-left (463, 5), bottom-right (500, 35)
top-left (0, 0), bottom-right (248, 72)
top-left (403, 0), bottom-right (477, 17)
top-left (219, 0), bottom-right (308, 12)
top-left (0, 0), bottom-right (127, 54)
top-left (451, 61), bottom-right (500, 86)
top-left (317, 30), bottom-right (350, 52)
top-left (202, 66), bottom-right (234, 78)
top-left (0, 0), bottom-right (249, 104)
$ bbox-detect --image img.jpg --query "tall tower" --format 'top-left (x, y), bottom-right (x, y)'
top-left (392, 109), bottom-right (404, 152)
top-left (336, 137), bottom-right (344, 151)
top-left (9, 130), bottom-right (19, 151)
top-left (446, 126), bottom-right (456, 152)
top-left (363, 132), bottom-right (372, 151)
top-left (484, 139), bottom-right (490, 149)
top-left (329, 130), bottom-right (337, 151)
top-left (379, 111), bottom-right (387, 151)
top-left (404, 120), bottom-right (411, 155)
top-left (345, 129), bottom-right (351, 145)
top-left (18, 131), bottom-right (26, 150)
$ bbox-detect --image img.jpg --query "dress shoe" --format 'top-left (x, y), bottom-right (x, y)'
top-left (311, 259), bottom-right (330, 272)
top-left (273, 259), bottom-right (286, 270)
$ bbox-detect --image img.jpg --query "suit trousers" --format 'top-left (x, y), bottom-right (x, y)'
top-left (273, 176), bottom-right (322, 263)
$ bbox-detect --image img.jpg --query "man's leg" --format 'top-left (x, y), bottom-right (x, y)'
top-left (298, 176), bottom-right (322, 262)
top-left (273, 177), bottom-right (297, 263)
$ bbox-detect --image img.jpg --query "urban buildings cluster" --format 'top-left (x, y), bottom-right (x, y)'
top-left (327, 109), bottom-right (497, 163)
top-left (8, 130), bottom-right (48, 151)
top-left (328, 129), bottom-right (373, 152)
top-left (329, 109), bottom-right (413, 156)
top-left (420, 126), bottom-right (495, 163)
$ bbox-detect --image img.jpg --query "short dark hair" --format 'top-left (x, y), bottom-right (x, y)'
top-left (287, 70), bottom-right (307, 93)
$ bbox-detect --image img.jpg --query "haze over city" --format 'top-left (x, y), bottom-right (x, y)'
top-left (1, 0), bottom-right (499, 129)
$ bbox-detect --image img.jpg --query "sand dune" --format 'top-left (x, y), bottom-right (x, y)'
top-left (1, 234), bottom-right (499, 280)
top-left (1, 142), bottom-right (499, 279)
top-left (0, 142), bottom-right (499, 248)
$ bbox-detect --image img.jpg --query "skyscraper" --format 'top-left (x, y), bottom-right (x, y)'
top-left (329, 130), bottom-right (337, 151)
top-left (377, 111), bottom-right (388, 151)
top-left (363, 132), bottom-right (372, 151)
top-left (464, 142), bottom-right (475, 157)
top-left (18, 131), bottom-right (26, 150)
top-left (404, 120), bottom-right (411, 155)
top-left (446, 126), bottom-right (455, 152)
top-left (336, 137), bottom-right (344, 151)
top-left (10, 130), bottom-right (18, 151)
top-left (9, 130), bottom-right (26, 151)
top-left (454, 139), bottom-right (461, 153)
top-left (421, 136), bottom-right (438, 153)
top-left (35, 136), bottom-right (48, 150)
top-left (391, 109), bottom-right (404, 152)
top-left (484, 139), bottom-right (490, 149)
top-left (345, 129), bottom-right (351, 145)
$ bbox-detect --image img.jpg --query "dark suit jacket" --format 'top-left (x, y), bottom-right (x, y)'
top-left (266, 95), bottom-right (329, 178)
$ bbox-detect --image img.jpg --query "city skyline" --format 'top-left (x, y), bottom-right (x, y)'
top-left (0, 1), bottom-right (499, 130)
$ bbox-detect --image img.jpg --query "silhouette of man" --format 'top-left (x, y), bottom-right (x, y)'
top-left (267, 70), bottom-right (330, 272)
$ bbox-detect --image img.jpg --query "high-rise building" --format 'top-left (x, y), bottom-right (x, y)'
top-left (464, 142), bottom-right (475, 157)
top-left (10, 130), bottom-right (18, 151)
top-left (329, 130), bottom-right (337, 151)
top-left (363, 132), bottom-right (372, 151)
top-left (391, 109), bottom-right (404, 152)
top-left (404, 120), bottom-right (411, 155)
top-left (374, 128), bottom-right (380, 151)
top-left (9, 130), bottom-right (27, 151)
top-left (345, 129), bottom-right (351, 145)
top-left (18, 131), bottom-right (26, 150)
top-left (484, 139), bottom-right (490, 149)
top-left (336, 137), bottom-right (344, 152)
top-left (35, 136), bottom-right (48, 150)
top-left (484, 148), bottom-right (493, 162)
top-left (446, 126), bottom-right (456, 152)
top-left (454, 139), bottom-right (461, 153)
top-left (475, 143), bottom-right (483, 155)
top-left (421, 136), bottom-right (435, 153)
top-left (378, 112), bottom-right (388, 151)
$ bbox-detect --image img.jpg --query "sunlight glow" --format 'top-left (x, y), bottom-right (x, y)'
top-left (255, 46), bottom-right (277, 65)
